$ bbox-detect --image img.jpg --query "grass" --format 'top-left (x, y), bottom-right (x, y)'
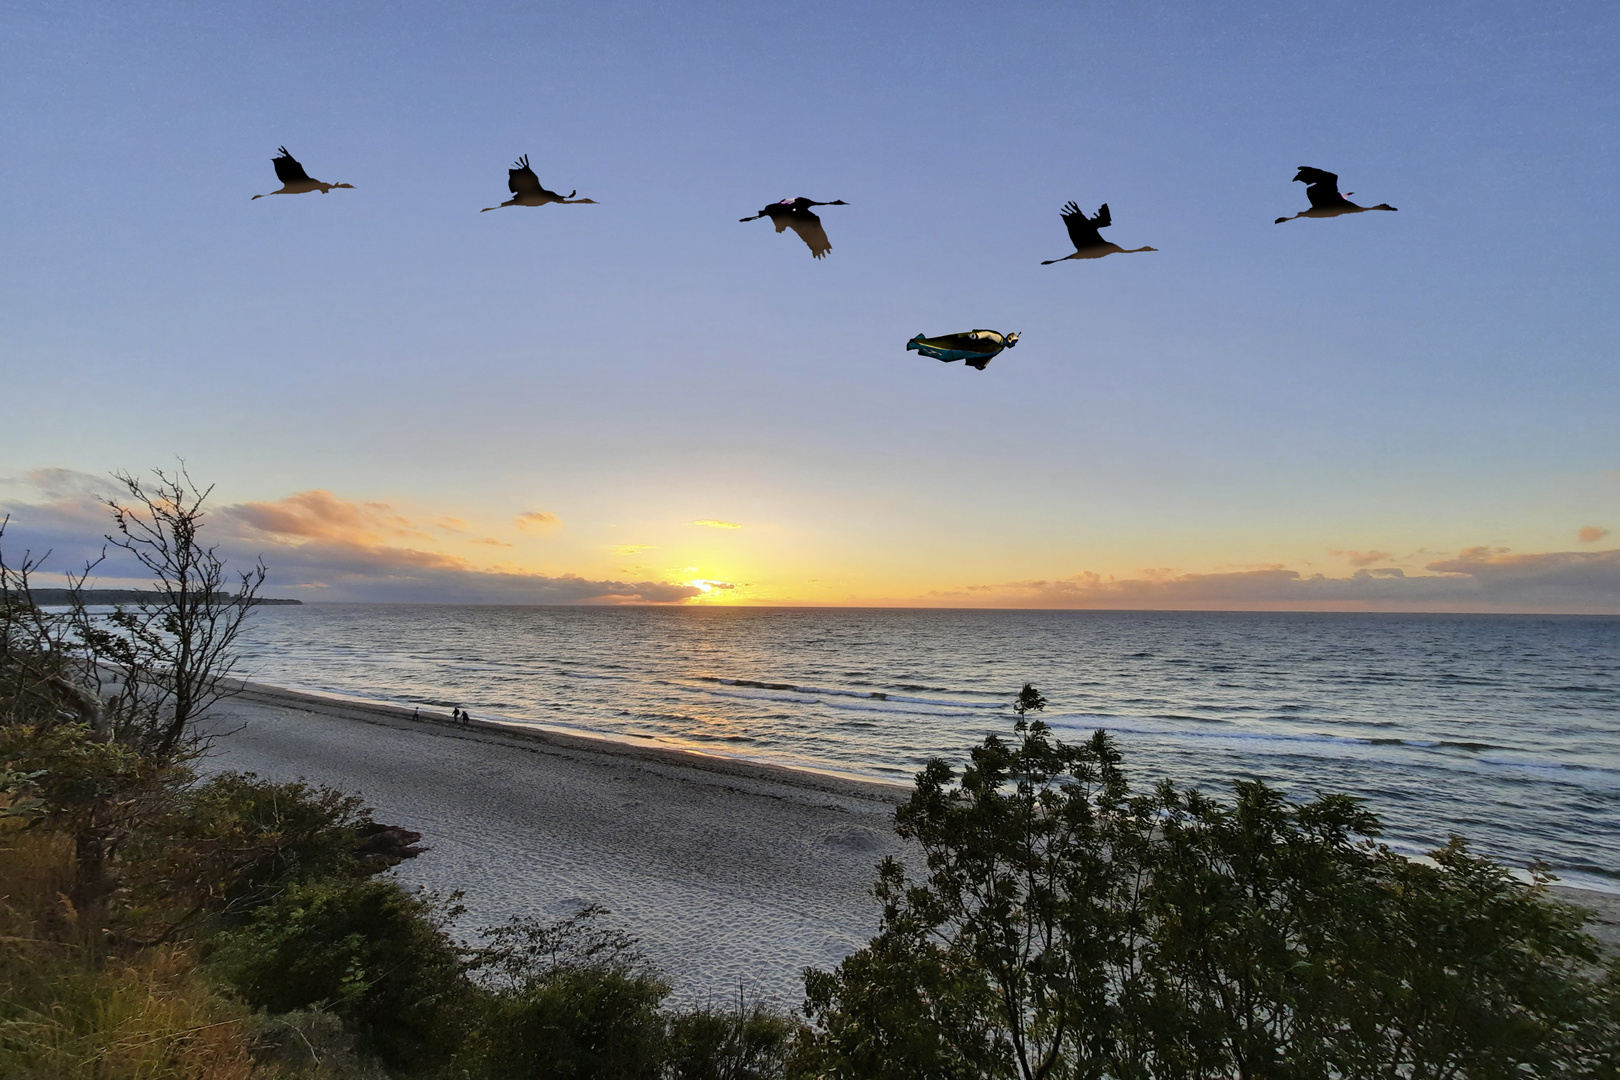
top-left (0, 827), bottom-right (258, 1080)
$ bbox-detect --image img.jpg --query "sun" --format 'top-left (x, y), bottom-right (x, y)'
top-left (685, 577), bottom-right (741, 603)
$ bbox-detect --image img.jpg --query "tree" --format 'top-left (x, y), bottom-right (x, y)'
top-left (801, 706), bottom-right (1620, 1079)
top-left (1013, 683), bottom-right (1047, 722)
top-left (1, 469), bottom-right (266, 934)
top-left (804, 719), bottom-right (1154, 1080)
top-left (76, 467), bottom-right (266, 758)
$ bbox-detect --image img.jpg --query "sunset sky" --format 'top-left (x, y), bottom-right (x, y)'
top-left (3, 1), bottom-right (1617, 610)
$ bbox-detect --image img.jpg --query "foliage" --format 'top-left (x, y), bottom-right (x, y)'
top-left (208, 877), bottom-right (469, 1071)
top-left (466, 903), bottom-right (647, 992)
top-left (802, 717), bottom-right (1620, 1080)
top-left (1012, 682), bottom-right (1047, 721)
top-left (0, 825), bottom-right (257, 1080)
top-left (456, 905), bottom-right (669, 1079)
top-left (126, 771), bottom-right (408, 940)
top-left (0, 720), bottom-right (177, 938)
top-left (664, 997), bottom-right (805, 1080)
top-left (461, 964), bottom-right (672, 1080)
top-left (248, 1008), bottom-right (391, 1079)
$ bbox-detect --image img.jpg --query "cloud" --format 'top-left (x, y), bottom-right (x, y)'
top-left (1330, 549), bottom-right (1395, 567)
top-left (692, 519), bottom-right (742, 529)
top-left (227, 490), bottom-right (429, 546)
top-left (1578, 526), bottom-right (1610, 543)
top-left (470, 538), bottom-right (512, 547)
top-left (253, 538), bottom-right (701, 603)
top-left (1421, 547), bottom-right (1620, 604)
top-left (611, 545), bottom-right (656, 555)
top-left (931, 547), bottom-right (1620, 612)
top-left (0, 478), bottom-right (702, 605)
top-left (515, 511), bottom-right (559, 531)
top-left (22, 467), bottom-right (120, 503)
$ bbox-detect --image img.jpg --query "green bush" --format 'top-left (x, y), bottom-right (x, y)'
top-left (461, 964), bottom-right (670, 1080)
top-left (209, 877), bottom-right (468, 1071)
top-left (664, 997), bottom-right (804, 1080)
top-left (802, 717), bottom-right (1620, 1079)
top-left (133, 771), bottom-right (404, 934)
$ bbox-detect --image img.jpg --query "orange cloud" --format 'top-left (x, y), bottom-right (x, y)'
top-left (1578, 526), bottom-right (1610, 543)
top-left (227, 490), bottom-right (429, 546)
top-left (4, 478), bottom-right (702, 605)
top-left (612, 545), bottom-right (656, 555)
top-left (1330, 549), bottom-right (1395, 567)
top-left (516, 511), bottom-right (559, 531)
top-left (692, 519), bottom-right (742, 529)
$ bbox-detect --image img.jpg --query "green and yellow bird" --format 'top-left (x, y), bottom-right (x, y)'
top-left (906, 330), bottom-right (1020, 371)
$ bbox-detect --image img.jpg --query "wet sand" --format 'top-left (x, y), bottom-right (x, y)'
top-left (201, 684), bottom-right (1620, 1005)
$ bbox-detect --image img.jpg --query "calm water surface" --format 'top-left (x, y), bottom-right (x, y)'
top-left (236, 606), bottom-right (1620, 890)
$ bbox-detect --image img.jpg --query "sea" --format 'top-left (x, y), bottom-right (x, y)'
top-left (234, 605), bottom-right (1620, 892)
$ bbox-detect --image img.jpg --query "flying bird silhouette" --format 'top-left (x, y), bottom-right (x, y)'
top-left (1041, 202), bottom-right (1157, 263)
top-left (481, 155), bottom-right (598, 211)
top-left (739, 197), bottom-right (848, 259)
top-left (906, 330), bottom-right (1020, 371)
top-left (1274, 167), bottom-right (1396, 223)
top-left (251, 147), bottom-right (354, 199)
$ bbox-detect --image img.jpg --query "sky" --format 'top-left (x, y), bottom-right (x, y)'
top-left (2, 0), bottom-right (1617, 610)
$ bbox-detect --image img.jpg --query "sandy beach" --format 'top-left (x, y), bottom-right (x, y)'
top-left (203, 684), bottom-right (914, 1005)
top-left (202, 684), bottom-right (1620, 1006)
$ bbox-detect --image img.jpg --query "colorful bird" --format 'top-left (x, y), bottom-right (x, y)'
top-left (739, 197), bottom-right (848, 259)
top-left (251, 147), bottom-right (354, 199)
top-left (481, 154), bottom-right (597, 211)
top-left (1274, 167), bottom-right (1397, 223)
top-left (1041, 202), bottom-right (1157, 263)
top-left (907, 330), bottom-right (1020, 371)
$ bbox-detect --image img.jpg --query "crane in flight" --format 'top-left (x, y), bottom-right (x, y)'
top-left (1041, 201), bottom-right (1157, 263)
top-left (251, 147), bottom-right (354, 199)
top-left (481, 155), bottom-right (597, 211)
top-left (1274, 167), bottom-right (1397, 223)
top-left (739, 197), bottom-right (848, 259)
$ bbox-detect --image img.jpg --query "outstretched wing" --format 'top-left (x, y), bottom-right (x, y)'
top-left (784, 212), bottom-right (832, 259)
top-left (508, 154), bottom-right (542, 198)
top-left (1061, 201), bottom-right (1106, 250)
top-left (272, 147), bottom-right (312, 184)
top-left (1295, 166), bottom-right (1351, 209)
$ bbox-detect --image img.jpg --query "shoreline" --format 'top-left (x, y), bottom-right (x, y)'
top-left (230, 680), bottom-right (912, 802)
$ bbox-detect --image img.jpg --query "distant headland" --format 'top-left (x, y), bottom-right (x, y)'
top-left (19, 589), bottom-right (303, 607)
